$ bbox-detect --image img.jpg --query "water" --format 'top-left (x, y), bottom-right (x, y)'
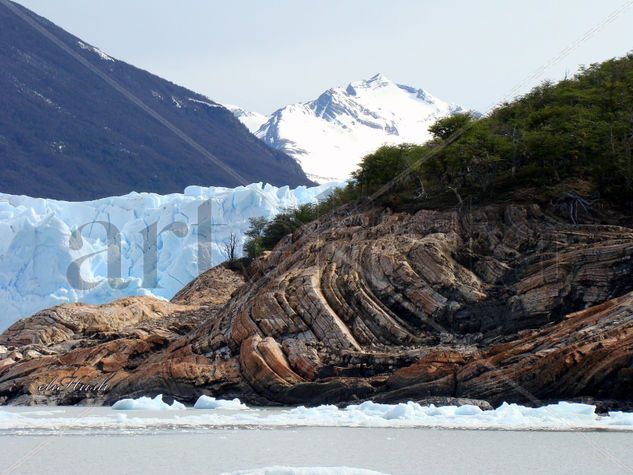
top-left (0, 406), bottom-right (631, 474)
top-left (1, 427), bottom-right (632, 474)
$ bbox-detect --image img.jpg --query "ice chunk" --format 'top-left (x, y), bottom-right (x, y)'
top-left (194, 395), bottom-right (248, 410)
top-left (608, 411), bottom-right (633, 426)
top-left (454, 405), bottom-right (483, 416)
top-left (111, 394), bottom-right (185, 411)
top-left (1, 401), bottom-right (633, 433)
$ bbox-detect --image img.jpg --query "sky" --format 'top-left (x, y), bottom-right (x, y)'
top-left (14, 0), bottom-right (633, 115)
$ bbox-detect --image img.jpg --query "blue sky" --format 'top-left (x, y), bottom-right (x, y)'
top-left (15, 0), bottom-right (633, 114)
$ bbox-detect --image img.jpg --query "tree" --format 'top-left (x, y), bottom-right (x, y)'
top-left (352, 145), bottom-right (412, 192)
top-left (222, 232), bottom-right (238, 262)
top-left (428, 112), bottom-right (476, 141)
top-left (244, 217), bottom-right (268, 240)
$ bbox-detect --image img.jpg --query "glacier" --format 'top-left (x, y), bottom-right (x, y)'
top-left (0, 182), bottom-right (340, 331)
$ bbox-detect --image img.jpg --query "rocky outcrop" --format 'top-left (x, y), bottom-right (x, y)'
top-left (1, 204), bottom-right (633, 408)
top-left (0, 266), bottom-right (245, 405)
top-left (0, 298), bottom-right (191, 349)
top-left (171, 265), bottom-right (246, 307)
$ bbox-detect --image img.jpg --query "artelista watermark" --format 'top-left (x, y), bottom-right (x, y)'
top-left (67, 199), bottom-right (218, 290)
top-left (37, 374), bottom-right (115, 394)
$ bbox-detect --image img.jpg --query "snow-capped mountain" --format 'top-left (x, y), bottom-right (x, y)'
top-left (223, 104), bottom-right (268, 134)
top-left (228, 74), bottom-right (465, 182)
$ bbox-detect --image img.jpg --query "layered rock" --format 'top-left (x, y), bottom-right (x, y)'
top-left (1, 204), bottom-right (633, 408)
top-left (0, 266), bottom-right (245, 405)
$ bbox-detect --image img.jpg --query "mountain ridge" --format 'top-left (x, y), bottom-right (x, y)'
top-left (229, 73), bottom-right (465, 182)
top-left (0, 1), bottom-right (312, 200)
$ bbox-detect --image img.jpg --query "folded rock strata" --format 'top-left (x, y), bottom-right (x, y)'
top-left (1, 204), bottom-right (632, 408)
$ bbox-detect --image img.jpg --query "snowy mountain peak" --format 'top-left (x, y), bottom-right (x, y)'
top-left (343, 74), bottom-right (396, 98)
top-left (223, 104), bottom-right (268, 134)
top-left (228, 75), bottom-right (466, 182)
top-left (352, 72), bottom-right (393, 89)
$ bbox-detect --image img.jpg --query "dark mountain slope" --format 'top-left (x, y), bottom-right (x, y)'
top-left (0, 1), bottom-right (312, 200)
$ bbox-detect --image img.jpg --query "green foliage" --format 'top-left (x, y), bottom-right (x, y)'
top-left (356, 53), bottom-right (633, 203)
top-left (242, 184), bottom-right (366, 258)
top-left (243, 217), bottom-right (267, 258)
top-left (260, 203), bottom-right (317, 249)
top-left (243, 204), bottom-right (323, 258)
top-left (427, 112), bottom-right (476, 141)
top-left (352, 145), bottom-right (415, 190)
top-left (244, 53), bottom-right (633, 257)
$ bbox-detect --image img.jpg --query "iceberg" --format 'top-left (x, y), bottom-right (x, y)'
top-left (194, 395), bottom-right (248, 410)
top-left (0, 182), bottom-right (341, 331)
top-left (111, 394), bottom-right (185, 411)
top-left (2, 401), bottom-right (633, 434)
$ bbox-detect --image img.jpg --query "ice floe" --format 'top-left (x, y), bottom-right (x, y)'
top-left (194, 395), bottom-right (248, 410)
top-left (112, 394), bottom-right (185, 411)
top-left (1, 401), bottom-right (633, 434)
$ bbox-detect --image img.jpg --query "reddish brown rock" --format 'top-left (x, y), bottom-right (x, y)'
top-left (0, 266), bottom-right (246, 405)
top-left (1, 204), bottom-right (633, 409)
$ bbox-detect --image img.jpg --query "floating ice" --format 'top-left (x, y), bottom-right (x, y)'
top-left (194, 395), bottom-right (248, 410)
top-left (1, 401), bottom-right (633, 434)
top-left (608, 411), bottom-right (633, 426)
top-left (0, 182), bottom-right (340, 331)
top-left (0, 411), bottom-right (21, 421)
top-left (111, 394), bottom-right (185, 411)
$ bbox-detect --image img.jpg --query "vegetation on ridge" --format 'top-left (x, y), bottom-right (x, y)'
top-left (244, 53), bottom-right (633, 258)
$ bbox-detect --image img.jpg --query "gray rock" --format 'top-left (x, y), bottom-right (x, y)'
top-left (415, 397), bottom-right (494, 411)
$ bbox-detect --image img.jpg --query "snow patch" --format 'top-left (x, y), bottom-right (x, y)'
top-left (30, 90), bottom-right (55, 107)
top-left (188, 97), bottom-right (222, 108)
top-left (171, 96), bottom-right (183, 108)
top-left (77, 41), bottom-right (114, 62)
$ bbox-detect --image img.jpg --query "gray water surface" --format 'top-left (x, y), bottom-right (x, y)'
top-left (1, 427), bottom-right (632, 475)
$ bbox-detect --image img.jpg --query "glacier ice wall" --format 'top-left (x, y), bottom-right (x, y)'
top-left (0, 182), bottom-right (340, 331)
